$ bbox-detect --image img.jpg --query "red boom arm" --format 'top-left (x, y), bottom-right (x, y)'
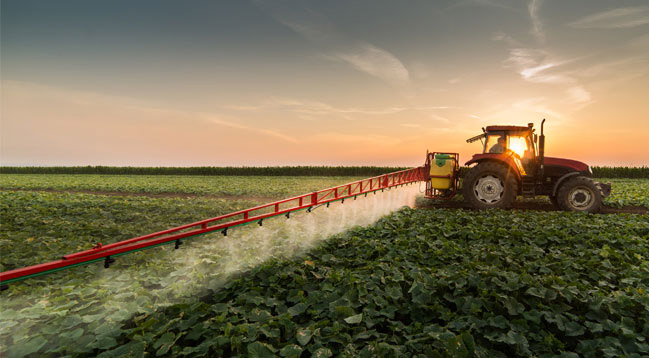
top-left (0, 167), bottom-right (426, 286)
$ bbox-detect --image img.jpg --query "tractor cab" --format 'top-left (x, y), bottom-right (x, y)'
top-left (483, 125), bottom-right (537, 172)
top-left (467, 123), bottom-right (538, 174)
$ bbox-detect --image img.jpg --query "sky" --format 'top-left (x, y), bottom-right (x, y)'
top-left (1, 0), bottom-right (648, 167)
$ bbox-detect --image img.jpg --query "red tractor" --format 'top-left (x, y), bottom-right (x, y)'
top-left (424, 120), bottom-right (611, 213)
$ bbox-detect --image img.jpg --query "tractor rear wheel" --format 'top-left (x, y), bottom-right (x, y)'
top-left (462, 162), bottom-right (518, 209)
top-left (556, 176), bottom-right (602, 213)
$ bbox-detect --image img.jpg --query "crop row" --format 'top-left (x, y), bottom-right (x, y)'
top-left (0, 166), bottom-right (408, 177)
top-left (0, 175), bottom-right (364, 199)
top-left (2, 166), bottom-right (648, 178)
top-left (2, 175), bottom-right (647, 208)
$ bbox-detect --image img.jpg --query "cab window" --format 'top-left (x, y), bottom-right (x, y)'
top-left (507, 136), bottom-right (529, 157)
top-left (484, 134), bottom-right (506, 153)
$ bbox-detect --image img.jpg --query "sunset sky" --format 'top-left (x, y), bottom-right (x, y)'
top-left (2, 0), bottom-right (648, 167)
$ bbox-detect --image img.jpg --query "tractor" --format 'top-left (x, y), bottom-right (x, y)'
top-left (424, 119), bottom-right (611, 213)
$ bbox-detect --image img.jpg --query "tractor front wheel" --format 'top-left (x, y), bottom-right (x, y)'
top-left (556, 176), bottom-right (602, 213)
top-left (463, 162), bottom-right (518, 209)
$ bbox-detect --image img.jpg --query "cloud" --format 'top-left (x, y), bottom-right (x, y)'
top-left (565, 86), bottom-right (592, 104)
top-left (450, 0), bottom-right (519, 11)
top-left (430, 114), bottom-right (450, 123)
top-left (575, 57), bottom-right (648, 78)
top-left (332, 44), bottom-right (409, 84)
top-left (492, 32), bottom-right (520, 46)
top-left (310, 132), bottom-right (403, 146)
top-left (528, 0), bottom-right (545, 43)
top-left (511, 97), bottom-right (564, 119)
top-left (206, 117), bottom-right (298, 143)
top-left (222, 97), bottom-right (455, 119)
top-left (260, 97), bottom-right (407, 116)
top-left (504, 48), bottom-right (574, 84)
top-left (260, 2), bottom-right (409, 85)
top-left (569, 6), bottom-right (649, 29)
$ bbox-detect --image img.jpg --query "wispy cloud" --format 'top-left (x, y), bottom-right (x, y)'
top-left (332, 44), bottom-right (409, 84)
top-left (528, 0), bottom-right (545, 43)
top-left (451, 0), bottom-right (519, 11)
top-left (206, 117), bottom-right (299, 143)
top-left (491, 32), bottom-right (520, 46)
top-left (504, 48), bottom-right (574, 84)
top-left (565, 86), bottom-right (592, 104)
top-left (569, 6), bottom-right (649, 29)
top-left (430, 114), bottom-right (451, 123)
top-left (259, 2), bottom-right (409, 85)
top-left (512, 97), bottom-right (564, 119)
top-left (222, 97), bottom-right (454, 118)
top-left (575, 57), bottom-right (649, 88)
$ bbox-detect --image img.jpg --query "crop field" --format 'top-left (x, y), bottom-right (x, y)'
top-left (0, 174), bottom-right (648, 357)
top-left (0, 175), bottom-right (366, 199)
top-left (2, 174), bottom-right (647, 209)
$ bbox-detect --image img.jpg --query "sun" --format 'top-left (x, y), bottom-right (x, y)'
top-left (508, 136), bottom-right (528, 157)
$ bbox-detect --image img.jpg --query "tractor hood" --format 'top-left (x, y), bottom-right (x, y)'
top-left (544, 157), bottom-right (589, 172)
top-left (464, 154), bottom-right (590, 175)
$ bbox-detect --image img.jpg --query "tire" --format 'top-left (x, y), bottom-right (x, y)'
top-left (463, 162), bottom-right (518, 209)
top-left (556, 176), bottom-right (602, 213)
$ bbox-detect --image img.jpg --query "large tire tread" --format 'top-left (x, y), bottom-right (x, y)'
top-left (556, 176), bottom-right (602, 213)
top-left (462, 162), bottom-right (519, 209)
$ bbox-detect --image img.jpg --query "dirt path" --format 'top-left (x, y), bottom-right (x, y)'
top-left (417, 200), bottom-right (649, 215)
top-left (0, 187), bottom-right (277, 203)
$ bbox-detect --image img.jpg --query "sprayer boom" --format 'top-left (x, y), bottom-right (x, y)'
top-left (0, 167), bottom-right (426, 287)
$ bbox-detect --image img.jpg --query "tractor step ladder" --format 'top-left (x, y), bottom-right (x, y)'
top-left (521, 175), bottom-right (536, 198)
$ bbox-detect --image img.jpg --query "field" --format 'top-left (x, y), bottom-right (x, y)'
top-left (1, 173), bottom-right (648, 357)
top-left (0, 174), bottom-right (366, 199)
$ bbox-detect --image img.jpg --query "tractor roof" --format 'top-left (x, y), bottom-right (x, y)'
top-left (485, 125), bottom-right (532, 132)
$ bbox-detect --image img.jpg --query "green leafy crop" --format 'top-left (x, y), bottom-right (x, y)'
top-left (74, 208), bottom-right (649, 358)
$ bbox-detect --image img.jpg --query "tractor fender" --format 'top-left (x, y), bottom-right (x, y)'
top-left (465, 154), bottom-right (523, 181)
top-left (552, 172), bottom-right (580, 197)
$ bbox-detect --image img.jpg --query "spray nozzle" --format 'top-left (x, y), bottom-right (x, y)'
top-left (104, 256), bottom-right (116, 268)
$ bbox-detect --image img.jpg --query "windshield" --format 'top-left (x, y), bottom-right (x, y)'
top-left (508, 136), bottom-right (529, 157)
top-left (485, 134), bottom-right (506, 154)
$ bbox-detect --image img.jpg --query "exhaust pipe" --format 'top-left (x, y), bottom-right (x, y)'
top-left (539, 118), bottom-right (546, 180)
